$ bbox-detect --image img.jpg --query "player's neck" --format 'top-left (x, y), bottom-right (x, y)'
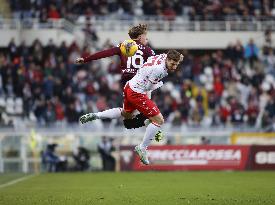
top-left (164, 61), bottom-right (169, 73)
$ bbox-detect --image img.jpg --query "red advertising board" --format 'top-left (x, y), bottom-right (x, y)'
top-left (120, 145), bottom-right (250, 171)
top-left (249, 145), bottom-right (275, 170)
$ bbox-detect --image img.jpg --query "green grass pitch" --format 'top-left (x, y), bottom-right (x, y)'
top-left (0, 171), bottom-right (275, 205)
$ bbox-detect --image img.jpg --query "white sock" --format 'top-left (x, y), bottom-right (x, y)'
top-left (140, 122), bottom-right (161, 149)
top-left (95, 108), bottom-right (122, 119)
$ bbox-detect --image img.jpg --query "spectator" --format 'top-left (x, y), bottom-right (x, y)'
top-left (97, 136), bottom-right (116, 171)
top-left (244, 38), bottom-right (259, 68)
top-left (41, 143), bottom-right (60, 172)
top-left (53, 96), bottom-right (65, 122)
top-left (83, 21), bottom-right (99, 43)
top-left (73, 147), bottom-right (90, 171)
top-left (65, 102), bottom-right (80, 123)
top-left (263, 97), bottom-right (275, 127)
top-left (8, 38), bottom-right (18, 61)
top-left (200, 136), bottom-right (210, 144)
top-left (48, 4), bottom-right (60, 20)
top-left (245, 100), bottom-right (259, 126)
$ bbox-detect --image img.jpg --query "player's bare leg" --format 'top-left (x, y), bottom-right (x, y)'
top-left (121, 110), bottom-right (134, 119)
top-left (135, 113), bottom-right (164, 165)
top-left (123, 113), bottom-right (163, 142)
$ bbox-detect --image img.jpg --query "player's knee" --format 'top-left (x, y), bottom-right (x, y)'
top-left (121, 110), bottom-right (133, 119)
top-left (150, 115), bottom-right (164, 126)
top-left (157, 116), bottom-right (165, 125)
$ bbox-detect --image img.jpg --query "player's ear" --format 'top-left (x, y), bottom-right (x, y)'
top-left (137, 34), bottom-right (142, 41)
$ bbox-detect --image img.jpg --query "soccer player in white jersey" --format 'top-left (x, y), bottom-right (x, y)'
top-left (80, 50), bottom-right (183, 165)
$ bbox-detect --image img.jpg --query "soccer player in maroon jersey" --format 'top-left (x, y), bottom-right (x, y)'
top-left (76, 24), bottom-right (154, 86)
top-left (76, 24), bottom-right (160, 134)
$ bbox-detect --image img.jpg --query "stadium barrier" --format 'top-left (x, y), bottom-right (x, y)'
top-left (249, 146), bottom-right (275, 170)
top-left (0, 129), bottom-right (274, 172)
top-left (231, 133), bottom-right (275, 145)
top-left (120, 145), bottom-right (275, 171)
top-left (1, 18), bottom-right (275, 48)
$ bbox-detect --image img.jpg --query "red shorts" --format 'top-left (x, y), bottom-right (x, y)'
top-left (123, 84), bottom-right (160, 118)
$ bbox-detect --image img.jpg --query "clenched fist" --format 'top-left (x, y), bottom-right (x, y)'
top-left (75, 57), bottom-right (84, 64)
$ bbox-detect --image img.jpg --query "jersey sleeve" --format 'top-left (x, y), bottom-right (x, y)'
top-left (151, 81), bottom-right (163, 90)
top-left (83, 47), bottom-right (121, 63)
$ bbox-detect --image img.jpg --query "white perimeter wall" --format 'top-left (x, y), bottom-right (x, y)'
top-left (0, 29), bottom-right (83, 47)
top-left (0, 29), bottom-right (273, 49)
top-left (98, 31), bottom-right (271, 49)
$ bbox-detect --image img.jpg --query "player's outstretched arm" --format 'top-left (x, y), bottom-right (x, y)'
top-left (76, 47), bottom-right (121, 64)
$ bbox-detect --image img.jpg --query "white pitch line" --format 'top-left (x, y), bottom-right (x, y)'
top-left (0, 174), bottom-right (36, 189)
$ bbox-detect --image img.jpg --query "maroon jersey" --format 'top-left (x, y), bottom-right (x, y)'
top-left (83, 41), bottom-right (155, 86)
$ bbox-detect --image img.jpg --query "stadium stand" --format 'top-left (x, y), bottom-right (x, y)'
top-left (8, 0), bottom-right (275, 21)
top-left (0, 0), bottom-right (274, 130)
top-left (0, 35), bottom-right (274, 128)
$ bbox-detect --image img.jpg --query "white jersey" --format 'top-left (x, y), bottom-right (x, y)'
top-left (129, 54), bottom-right (168, 94)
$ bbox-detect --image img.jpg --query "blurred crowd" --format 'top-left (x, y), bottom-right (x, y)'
top-left (0, 31), bottom-right (274, 129)
top-left (8, 0), bottom-right (275, 21)
top-left (157, 36), bottom-right (275, 129)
